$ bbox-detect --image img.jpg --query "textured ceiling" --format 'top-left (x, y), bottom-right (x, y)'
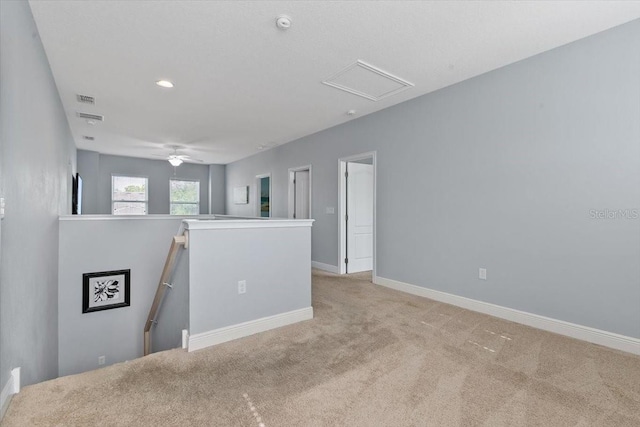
top-left (29, 1), bottom-right (640, 164)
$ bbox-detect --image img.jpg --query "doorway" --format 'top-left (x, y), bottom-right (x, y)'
top-left (256, 173), bottom-right (271, 218)
top-left (339, 152), bottom-right (376, 275)
top-left (288, 165), bottom-right (312, 219)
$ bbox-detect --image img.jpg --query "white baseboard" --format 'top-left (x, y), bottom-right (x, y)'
top-left (188, 307), bottom-right (314, 352)
top-left (374, 276), bottom-right (640, 355)
top-left (311, 261), bottom-right (339, 274)
top-left (0, 368), bottom-right (20, 421)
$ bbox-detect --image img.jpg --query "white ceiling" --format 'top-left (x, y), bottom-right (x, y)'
top-left (29, 1), bottom-right (640, 164)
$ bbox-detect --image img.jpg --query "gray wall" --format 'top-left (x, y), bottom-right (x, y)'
top-left (58, 217), bottom-right (193, 376)
top-left (226, 21), bottom-right (640, 338)
top-left (77, 150), bottom-right (226, 215)
top-left (188, 226), bottom-right (312, 334)
top-left (77, 150), bottom-right (100, 215)
top-left (0, 0), bottom-right (77, 387)
top-left (209, 164), bottom-right (226, 214)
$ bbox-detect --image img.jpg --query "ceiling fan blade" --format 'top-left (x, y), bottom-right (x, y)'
top-left (177, 155), bottom-right (204, 162)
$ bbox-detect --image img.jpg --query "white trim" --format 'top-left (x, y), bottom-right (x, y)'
top-left (0, 377), bottom-right (13, 421)
top-left (59, 214), bottom-right (220, 221)
top-left (0, 368), bottom-right (20, 421)
top-left (311, 261), bottom-right (339, 274)
top-left (338, 152), bottom-right (377, 276)
top-left (188, 307), bottom-right (313, 352)
top-left (287, 165), bottom-right (312, 219)
top-left (183, 219), bottom-right (313, 230)
top-left (374, 276), bottom-right (640, 355)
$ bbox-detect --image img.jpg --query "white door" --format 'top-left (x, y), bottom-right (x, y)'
top-left (294, 170), bottom-right (310, 219)
top-left (346, 162), bottom-right (373, 272)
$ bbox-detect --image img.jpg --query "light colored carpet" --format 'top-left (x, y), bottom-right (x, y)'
top-left (3, 270), bottom-right (639, 426)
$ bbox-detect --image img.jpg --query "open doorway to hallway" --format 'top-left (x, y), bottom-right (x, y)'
top-left (339, 152), bottom-right (376, 276)
top-left (288, 165), bottom-right (312, 219)
top-left (255, 173), bottom-right (272, 217)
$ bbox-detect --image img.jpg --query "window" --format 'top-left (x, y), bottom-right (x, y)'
top-left (170, 179), bottom-right (200, 215)
top-left (112, 176), bottom-right (148, 215)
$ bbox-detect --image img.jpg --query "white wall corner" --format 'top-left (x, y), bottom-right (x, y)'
top-left (181, 329), bottom-right (189, 349)
top-left (11, 369), bottom-right (19, 394)
top-left (311, 261), bottom-right (339, 274)
top-left (0, 368), bottom-right (21, 421)
top-left (373, 276), bottom-right (640, 356)
top-left (188, 307), bottom-right (313, 352)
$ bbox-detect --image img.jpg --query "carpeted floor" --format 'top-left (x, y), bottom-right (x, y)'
top-left (3, 270), bottom-right (640, 426)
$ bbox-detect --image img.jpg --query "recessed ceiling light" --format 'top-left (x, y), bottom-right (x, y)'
top-left (347, 110), bottom-right (357, 116)
top-left (156, 80), bottom-right (174, 88)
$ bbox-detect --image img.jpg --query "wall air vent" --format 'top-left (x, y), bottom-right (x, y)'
top-left (77, 112), bottom-right (104, 121)
top-left (82, 135), bottom-right (95, 141)
top-left (76, 94), bottom-right (95, 104)
top-left (323, 60), bottom-right (414, 101)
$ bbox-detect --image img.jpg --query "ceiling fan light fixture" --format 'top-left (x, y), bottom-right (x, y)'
top-left (168, 157), bottom-right (183, 166)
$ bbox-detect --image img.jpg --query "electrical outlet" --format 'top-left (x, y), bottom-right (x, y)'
top-left (0, 197), bottom-right (5, 217)
top-left (326, 207), bottom-right (335, 214)
top-left (238, 280), bottom-right (247, 294)
top-left (479, 268), bottom-right (487, 280)
top-left (98, 355), bottom-right (106, 365)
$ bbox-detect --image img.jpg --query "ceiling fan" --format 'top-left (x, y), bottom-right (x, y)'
top-left (152, 145), bottom-right (204, 166)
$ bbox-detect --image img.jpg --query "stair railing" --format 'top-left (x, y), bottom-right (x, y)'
top-left (143, 231), bottom-right (188, 356)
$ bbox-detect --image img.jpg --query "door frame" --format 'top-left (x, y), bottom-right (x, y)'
top-left (255, 173), bottom-right (272, 218)
top-left (288, 165), bottom-right (312, 219)
top-left (338, 151), bottom-right (377, 275)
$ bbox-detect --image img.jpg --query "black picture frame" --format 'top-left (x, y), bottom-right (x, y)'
top-left (71, 174), bottom-right (78, 214)
top-left (82, 269), bottom-right (131, 313)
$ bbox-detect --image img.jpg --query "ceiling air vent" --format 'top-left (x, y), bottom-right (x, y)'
top-left (77, 112), bottom-right (104, 121)
top-left (76, 94), bottom-right (95, 104)
top-left (323, 60), bottom-right (414, 101)
top-left (82, 135), bottom-right (95, 141)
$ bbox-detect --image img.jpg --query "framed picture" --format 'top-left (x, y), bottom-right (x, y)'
top-left (233, 186), bottom-right (249, 204)
top-left (82, 269), bottom-right (131, 313)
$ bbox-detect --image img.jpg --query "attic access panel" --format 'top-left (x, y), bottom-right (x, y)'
top-left (323, 60), bottom-right (414, 101)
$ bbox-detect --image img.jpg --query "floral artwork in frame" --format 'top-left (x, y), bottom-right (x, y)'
top-left (82, 269), bottom-right (131, 313)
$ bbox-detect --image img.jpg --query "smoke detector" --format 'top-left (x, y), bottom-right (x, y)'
top-left (276, 15), bottom-right (292, 30)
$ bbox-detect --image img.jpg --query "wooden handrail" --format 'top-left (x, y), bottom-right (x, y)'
top-left (143, 232), bottom-right (188, 356)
